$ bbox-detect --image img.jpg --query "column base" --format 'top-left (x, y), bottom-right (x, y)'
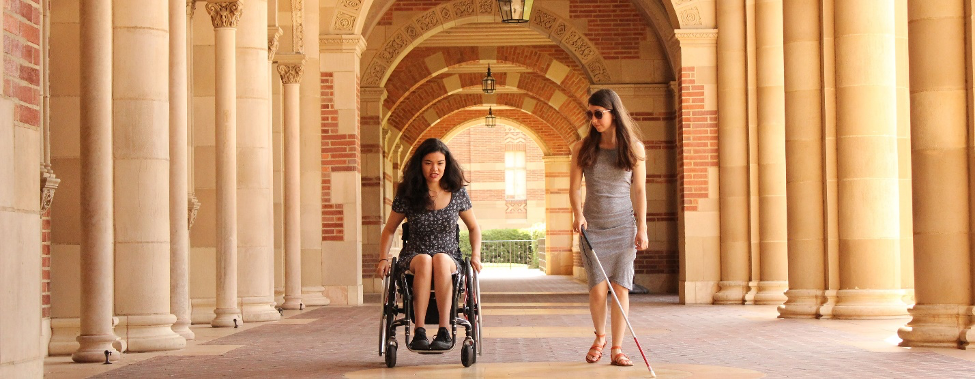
top-left (818, 290), bottom-right (839, 319)
top-left (242, 297), bottom-right (281, 322)
top-left (679, 280), bottom-right (719, 304)
top-left (211, 307), bottom-right (243, 328)
top-left (713, 281), bottom-right (748, 304)
top-left (0, 356), bottom-right (42, 377)
top-left (778, 289), bottom-right (824, 319)
top-left (171, 318), bottom-right (195, 340)
top-left (754, 280), bottom-right (789, 305)
top-left (48, 318), bottom-right (81, 356)
top-left (898, 304), bottom-right (973, 349)
top-left (302, 286), bottom-right (331, 306)
top-left (72, 334), bottom-right (120, 363)
top-left (118, 314), bottom-right (186, 352)
top-left (832, 289), bottom-right (909, 319)
top-left (281, 295), bottom-right (303, 310)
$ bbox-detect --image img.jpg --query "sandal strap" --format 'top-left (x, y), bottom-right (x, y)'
top-left (594, 331), bottom-right (606, 337)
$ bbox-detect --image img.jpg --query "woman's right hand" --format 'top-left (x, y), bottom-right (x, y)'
top-left (573, 215), bottom-right (587, 233)
top-left (376, 258), bottom-right (391, 277)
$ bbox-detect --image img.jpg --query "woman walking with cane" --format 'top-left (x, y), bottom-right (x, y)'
top-left (570, 89), bottom-right (648, 367)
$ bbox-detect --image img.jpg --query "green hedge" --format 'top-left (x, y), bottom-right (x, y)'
top-left (459, 223), bottom-right (546, 269)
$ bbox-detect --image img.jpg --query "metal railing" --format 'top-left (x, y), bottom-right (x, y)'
top-left (465, 240), bottom-right (537, 269)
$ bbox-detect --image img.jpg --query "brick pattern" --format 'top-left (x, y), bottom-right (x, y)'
top-left (445, 126), bottom-right (545, 203)
top-left (677, 67), bottom-right (718, 212)
top-left (41, 208), bottom-right (50, 317)
top-left (569, 0), bottom-right (647, 60)
top-left (320, 72), bottom-right (361, 242)
top-left (413, 108), bottom-right (572, 156)
top-left (3, 0), bottom-right (41, 129)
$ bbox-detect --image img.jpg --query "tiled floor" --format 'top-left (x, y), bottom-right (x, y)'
top-left (44, 269), bottom-right (975, 378)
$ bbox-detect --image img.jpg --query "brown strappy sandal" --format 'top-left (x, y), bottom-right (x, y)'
top-left (585, 332), bottom-right (606, 363)
top-left (609, 346), bottom-right (634, 366)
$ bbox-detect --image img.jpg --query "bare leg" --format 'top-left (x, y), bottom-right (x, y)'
top-left (587, 281), bottom-right (608, 361)
top-left (432, 253), bottom-right (457, 328)
top-left (609, 282), bottom-right (632, 365)
top-left (409, 254), bottom-right (433, 329)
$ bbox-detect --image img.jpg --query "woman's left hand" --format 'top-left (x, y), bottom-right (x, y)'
top-left (470, 255), bottom-right (483, 273)
top-left (635, 231), bottom-right (649, 251)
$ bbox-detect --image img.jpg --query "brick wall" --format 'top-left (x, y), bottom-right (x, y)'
top-left (569, 0), bottom-right (647, 60)
top-left (677, 67), bottom-right (717, 212)
top-left (5, 0), bottom-right (45, 314)
top-left (321, 72), bottom-right (361, 242)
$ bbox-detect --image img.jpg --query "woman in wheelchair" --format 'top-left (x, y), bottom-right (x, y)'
top-left (375, 138), bottom-right (483, 351)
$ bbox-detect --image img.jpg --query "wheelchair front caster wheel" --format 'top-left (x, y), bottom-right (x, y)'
top-left (385, 339), bottom-right (398, 368)
top-left (460, 338), bottom-right (475, 367)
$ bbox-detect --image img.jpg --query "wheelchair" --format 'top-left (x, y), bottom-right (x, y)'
top-left (377, 223), bottom-right (483, 368)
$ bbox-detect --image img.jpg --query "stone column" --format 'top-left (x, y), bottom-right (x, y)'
top-left (832, 0), bottom-right (906, 318)
top-left (753, 0), bottom-right (788, 305)
top-left (234, 0), bottom-right (278, 323)
top-left (72, 0), bottom-right (120, 363)
top-left (206, 0), bottom-right (244, 328)
top-left (360, 86), bottom-right (386, 294)
top-left (715, 0), bottom-right (751, 304)
top-left (898, 0), bottom-right (975, 348)
top-left (278, 57), bottom-right (304, 310)
top-left (543, 156), bottom-right (573, 275)
top-left (111, 0), bottom-right (186, 352)
top-left (169, 0), bottom-right (194, 341)
top-left (778, 0), bottom-right (827, 318)
top-left (895, 0), bottom-right (915, 304)
top-left (319, 35), bottom-right (366, 306)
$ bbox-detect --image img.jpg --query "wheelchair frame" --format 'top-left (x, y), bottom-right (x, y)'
top-left (377, 224), bottom-right (483, 368)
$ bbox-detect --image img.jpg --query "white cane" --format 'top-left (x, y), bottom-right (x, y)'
top-left (580, 229), bottom-right (656, 377)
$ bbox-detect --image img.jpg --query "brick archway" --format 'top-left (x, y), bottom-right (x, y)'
top-left (412, 109), bottom-right (572, 157)
top-left (359, 0), bottom-right (613, 87)
top-left (398, 92), bottom-right (579, 150)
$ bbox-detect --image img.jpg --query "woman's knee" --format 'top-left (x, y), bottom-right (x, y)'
top-left (432, 253), bottom-right (456, 273)
top-left (410, 254), bottom-right (433, 273)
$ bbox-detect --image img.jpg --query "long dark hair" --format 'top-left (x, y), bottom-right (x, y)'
top-left (576, 89), bottom-right (643, 170)
top-left (397, 138), bottom-right (468, 213)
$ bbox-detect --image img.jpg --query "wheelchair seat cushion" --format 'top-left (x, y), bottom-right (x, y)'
top-left (393, 187), bottom-right (471, 273)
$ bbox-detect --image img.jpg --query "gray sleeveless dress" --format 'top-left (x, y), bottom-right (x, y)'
top-left (581, 148), bottom-right (636, 290)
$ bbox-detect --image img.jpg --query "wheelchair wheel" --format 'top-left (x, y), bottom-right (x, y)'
top-left (385, 338), bottom-right (398, 368)
top-left (460, 337), bottom-right (475, 367)
top-left (378, 274), bottom-right (390, 356)
top-left (472, 264), bottom-right (483, 356)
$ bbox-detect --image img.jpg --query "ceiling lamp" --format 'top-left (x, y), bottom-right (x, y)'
top-left (498, 0), bottom-right (534, 23)
top-left (482, 65), bottom-right (496, 94)
top-left (485, 107), bottom-right (496, 128)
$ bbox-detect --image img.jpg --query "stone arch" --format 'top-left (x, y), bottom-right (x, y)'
top-left (411, 109), bottom-right (571, 157)
top-left (383, 70), bottom-right (588, 134)
top-left (381, 46), bottom-right (591, 116)
top-left (441, 118), bottom-right (552, 156)
top-left (398, 92), bottom-right (579, 150)
top-left (359, 0), bottom-right (613, 87)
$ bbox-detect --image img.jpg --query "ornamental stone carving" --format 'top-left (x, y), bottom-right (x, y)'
top-left (680, 6), bottom-right (702, 26)
top-left (292, 0), bottom-right (305, 52)
top-left (268, 27), bottom-right (283, 60)
top-left (417, 10), bottom-right (440, 31)
top-left (334, 10), bottom-right (356, 32)
top-left (187, 0), bottom-right (196, 18)
top-left (478, 0), bottom-right (493, 14)
top-left (205, 1), bottom-right (243, 28)
top-left (188, 193), bottom-right (201, 230)
top-left (40, 170), bottom-right (59, 213)
top-left (277, 64), bottom-right (304, 84)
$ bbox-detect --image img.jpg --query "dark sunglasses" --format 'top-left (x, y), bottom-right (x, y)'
top-left (586, 109), bottom-right (613, 120)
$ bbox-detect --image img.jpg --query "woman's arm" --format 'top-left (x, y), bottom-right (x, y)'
top-left (375, 210), bottom-right (406, 277)
top-left (630, 141), bottom-right (649, 251)
top-left (459, 209), bottom-right (482, 272)
top-left (569, 141), bottom-right (587, 232)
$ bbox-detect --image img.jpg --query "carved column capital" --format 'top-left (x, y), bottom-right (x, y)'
top-left (277, 64), bottom-right (304, 84)
top-left (205, 1), bottom-right (243, 29)
top-left (188, 193), bottom-right (201, 230)
top-left (40, 169), bottom-right (60, 213)
top-left (268, 27), bottom-right (283, 60)
top-left (187, 0), bottom-right (196, 18)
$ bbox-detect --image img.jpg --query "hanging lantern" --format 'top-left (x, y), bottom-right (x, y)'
top-left (485, 107), bottom-right (496, 128)
top-left (498, 0), bottom-right (534, 23)
top-left (482, 65), bottom-right (496, 94)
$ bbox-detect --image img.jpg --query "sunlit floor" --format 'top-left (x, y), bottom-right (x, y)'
top-left (44, 268), bottom-right (975, 378)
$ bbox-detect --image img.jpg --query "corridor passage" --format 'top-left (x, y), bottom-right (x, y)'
top-left (44, 270), bottom-right (974, 378)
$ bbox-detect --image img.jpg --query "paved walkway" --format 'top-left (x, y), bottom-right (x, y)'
top-left (45, 269), bottom-right (975, 378)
